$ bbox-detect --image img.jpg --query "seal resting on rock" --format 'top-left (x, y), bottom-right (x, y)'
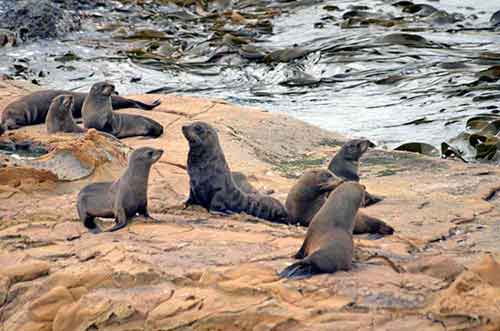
top-left (286, 169), bottom-right (394, 235)
top-left (279, 182), bottom-right (364, 279)
top-left (1, 87), bottom-right (160, 130)
top-left (82, 82), bottom-right (164, 139)
top-left (77, 147), bottom-right (163, 234)
top-left (46, 95), bottom-right (85, 134)
top-left (182, 121), bottom-right (288, 223)
top-left (328, 139), bottom-right (382, 206)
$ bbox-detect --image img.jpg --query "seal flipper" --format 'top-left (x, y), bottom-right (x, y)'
top-left (363, 192), bottom-right (383, 207)
top-left (278, 261), bottom-right (318, 280)
top-left (106, 207), bottom-right (129, 232)
top-left (110, 96), bottom-right (161, 111)
top-left (293, 242), bottom-right (307, 259)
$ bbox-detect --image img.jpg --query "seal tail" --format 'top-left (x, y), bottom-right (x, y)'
top-left (278, 260), bottom-right (319, 280)
top-left (244, 194), bottom-right (289, 224)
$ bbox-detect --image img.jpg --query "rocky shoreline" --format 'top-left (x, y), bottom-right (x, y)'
top-left (1, 79), bottom-right (500, 330)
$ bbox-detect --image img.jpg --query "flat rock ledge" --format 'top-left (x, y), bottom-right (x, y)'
top-left (0, 80), bottom-right (500, 331)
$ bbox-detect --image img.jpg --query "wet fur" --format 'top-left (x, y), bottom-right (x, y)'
top-left (328, 139), bottom-right (383, 206)
top-left (82, 82), bottom-right (163, 139)
top-left (1, 89), bottom-right (160, 130)
top-left (280, 182), bottom-right (365, 279)
top-left (285, 169), bottom-right (394, 235)
top-left (183, 121), bottom-right (288, 223)
top-left (46, 95), bottom-right (85, 134)
top-left (77, 147), bottom-right (163, 233)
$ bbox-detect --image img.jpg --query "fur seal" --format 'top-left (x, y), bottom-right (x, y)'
top-left (279, 182), bottom-right (365, 279)
top-left (328, 139), bottom-right (382, 206)
top-left (77, 147), bottom-right (163, 234)
top-left (286, 169), bottom-right (394, 235)
top-left (46, 94), bottom-right (85, 134)
top-left (1, 87), bottom-right (161, 130)
top-left (182, 121), bottom-right (288, 223)
top-left (82, 82), bottom-right (164, 139)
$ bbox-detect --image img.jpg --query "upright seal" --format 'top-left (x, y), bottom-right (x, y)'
top-left (82, 82), bottom-right (164, 139)
top-left (1, 87), bottom-right (160, 129)
top-left (46, 95), bottom-right (85, 134)
top-left (182, 121), bottom-right (288, 223)
top-left (279, 182), bottom-right (365, 279)
top-left (285, 169), bottom-right (394, 235)
top-left (328, 139), bottom-right (382, 206)
top-left (77, 147), bottom-right (163, 233)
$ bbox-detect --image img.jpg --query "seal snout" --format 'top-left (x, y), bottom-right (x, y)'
top-left (151, 148), bottom-right (164, 162)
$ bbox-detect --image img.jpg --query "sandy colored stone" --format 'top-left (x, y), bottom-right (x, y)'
top-left (28, 286), bottom-right (75, 322)
top-left (0, 274), bottom-right (10, 306)
top-left (1, 261), bottom-right (50, 284)
top-left (404, 255), bottom-right (464, 281)
top-left (0, 80), bottom-right (499, 330)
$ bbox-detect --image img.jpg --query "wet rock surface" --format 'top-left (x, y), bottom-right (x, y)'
top-left (0, 80), bottom-right (500, 330)
top-left (0, 0), bottom-right (82, 42)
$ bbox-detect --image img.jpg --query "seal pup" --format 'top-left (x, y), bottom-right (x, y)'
top-left (82, 82), bottom-right (164, 139)
top-left (1, 88), bottom-right (161, 129)
top-left (279, 182), bottom-right (365, 279)
top-left (77, 147), bottom-right (163, 233)
top-left (46, 94), bottom-right (86, 134)
top-left (182, 121), bottom-right (288, 223)
top-left (328, 139), bottom-right (382, 206)
top-left (286, 169), bottom-right (394, 235)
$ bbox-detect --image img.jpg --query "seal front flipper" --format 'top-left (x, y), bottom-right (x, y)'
top-left (278, 260), bottom-right (318, 280)
top-left (106, 208), bottom-right (129, 232)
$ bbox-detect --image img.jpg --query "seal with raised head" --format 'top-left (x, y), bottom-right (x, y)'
top-left (46, 94), bottom-right (85, 134)
top-left (77, 147), bottom-right (163, 234)
top-left (279, 182), bottom-right (364, 279)
top-left (82, 82), bottom-right (164, 139)
top-left (182, 121), bottom-right (288, 223)
top-left (286, 169), bottom-right (394, 235)
top-left (1, 87), bottom-right (160, 130)
top-left (328, 139), bottom-right (382, 206)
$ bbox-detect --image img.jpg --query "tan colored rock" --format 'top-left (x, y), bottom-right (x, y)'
top-left (1, 80), bottom-right (500, 331)
top-left (1, 261), bottom-right (50, 284)
top-left (28, 286), bottom-right (75, 322)
top-left (404, 255), bottom-right (464, 281)
top-left (429, 255), bottom-right (500, 330)
top-left (0, 274), bottom-right (10, 306)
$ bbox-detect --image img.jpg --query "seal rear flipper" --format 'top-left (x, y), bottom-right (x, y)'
top-left (82, 216), bottom-right (102, 234)
top-left (3, 118), bottom-right (20, 130)
top-left (278, 261), bottom-right (319, 279)
top-left (110, 96), bottom-right (161, 111)
top-left (363, 191), bottom-right (383, 207)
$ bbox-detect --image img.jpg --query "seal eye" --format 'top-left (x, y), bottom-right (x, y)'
top-left (194, 125), bottom-right (204, 134)
top-left (147, 150), bottom-right (154, 158)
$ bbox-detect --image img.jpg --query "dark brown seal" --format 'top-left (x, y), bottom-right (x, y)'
top-left (328, 139), bottom-right (382, 206)
top-left (46, 94), bottom-right (85, 134)
top-left (77, 147), bottom-right (163, 234)
top-left (285, 169), bottom-right (394, 235)
top-left (1, 87), bottom-right (160, 130)
top-left (82, 82), bottom-right (163, 139)
top-left (182, 121), bottom-right (288, 223)
top-left (279, 182), bottom-right (365, 279)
